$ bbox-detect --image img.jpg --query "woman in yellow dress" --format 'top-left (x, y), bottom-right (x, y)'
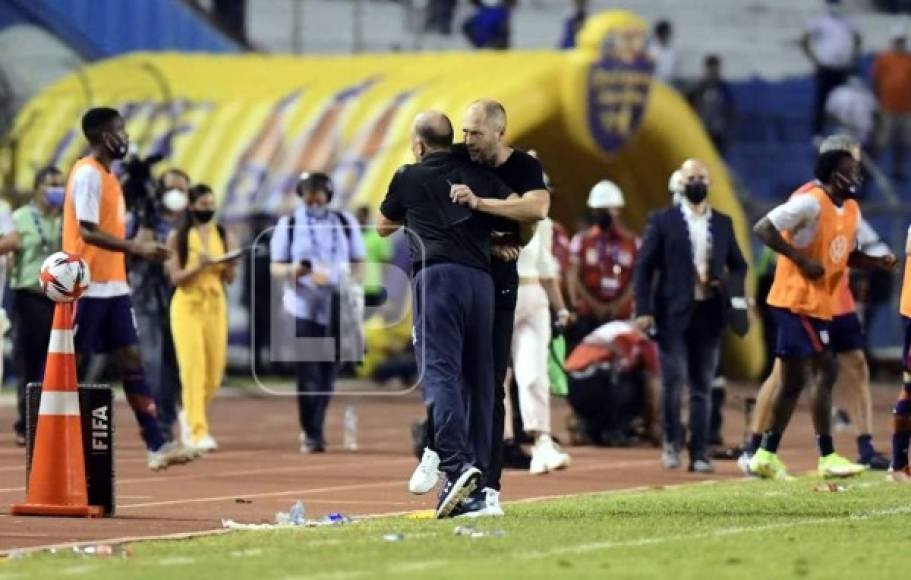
top-left (165, 184), bottom-right (239, 453)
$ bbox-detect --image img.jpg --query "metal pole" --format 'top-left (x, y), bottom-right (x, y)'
top-left (352, 0), bottom-right (364, 53)
top-left (292, 0), bottom-right (303, 54)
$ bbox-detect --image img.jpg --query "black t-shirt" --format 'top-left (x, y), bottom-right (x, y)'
top-left (380, 151), bottom-right (512, 273)
top-left (451, 144), bottom-right (547, 309)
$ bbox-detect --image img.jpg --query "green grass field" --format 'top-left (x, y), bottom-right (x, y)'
top-left (5, 473), bottom-right (911, 580)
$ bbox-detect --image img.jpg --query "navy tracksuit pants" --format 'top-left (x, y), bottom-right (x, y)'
top-left (413, 263), bottom-right (494, 478)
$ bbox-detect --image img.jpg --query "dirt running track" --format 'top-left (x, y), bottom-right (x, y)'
top-left (0, 383), bottom-right (898, 552)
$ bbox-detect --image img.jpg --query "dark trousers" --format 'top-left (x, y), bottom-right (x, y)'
top-left (813, 66), bottom-right (850, 135)
top-left (658, 302), bottom-right (722, 462)
top-left (488, 305), bottom-right (515, 490)
top-left (295, 317), bottom-right (337, 445)
top-left (11, 290), bottom-right (54, 436)
top-left (415, 263), bottom-right (494, 478)
top-left (135, 307), bottom-right (181, 439)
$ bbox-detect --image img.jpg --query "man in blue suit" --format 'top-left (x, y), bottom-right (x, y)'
top-left (634, 159), bottom-right (748, 473)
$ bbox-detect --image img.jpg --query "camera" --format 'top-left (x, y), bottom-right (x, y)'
top-left (121, 152), bottom-right (165, 228)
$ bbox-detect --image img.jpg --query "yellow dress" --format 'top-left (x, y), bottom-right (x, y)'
top-left (170, 227), bottom-right (228, 444)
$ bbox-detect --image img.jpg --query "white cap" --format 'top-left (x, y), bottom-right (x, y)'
top-left (668, 170), bottom-right (683, 195)
top-left (587, 180), bottom-right (625, 209)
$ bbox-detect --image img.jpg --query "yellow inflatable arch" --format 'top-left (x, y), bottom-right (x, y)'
top-left (8, 11), bottom-right (762, 378)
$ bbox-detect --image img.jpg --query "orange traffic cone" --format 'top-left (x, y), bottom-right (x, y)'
top-left (10, 302), bottom-right (102, 517)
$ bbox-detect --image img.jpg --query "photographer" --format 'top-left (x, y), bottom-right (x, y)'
top-left (127, 166), bottom-right (190, 444)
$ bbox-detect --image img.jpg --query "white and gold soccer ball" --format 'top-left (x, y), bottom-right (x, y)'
top-left (39, 252), bottom-right (90, 303)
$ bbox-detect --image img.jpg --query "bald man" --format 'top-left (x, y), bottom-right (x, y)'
top-left (444, 99), bottom-right (549, 513)
top-left (378, 111), bottom-right (515, 518)
top-left (634, 159), bottom-right (748, 473)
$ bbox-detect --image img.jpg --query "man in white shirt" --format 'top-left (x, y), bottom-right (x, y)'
top-left (800, 0), bottom-right (861, 136)
top-left (647, 20), bottom-right (678, 83)
top-left (634, 159), bottom-right (748, 474)
top-left (825, 76), bottom-right (877, 146)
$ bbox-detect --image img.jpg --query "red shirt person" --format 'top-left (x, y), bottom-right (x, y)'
top-left (569, 180), bottom-right (638, 344)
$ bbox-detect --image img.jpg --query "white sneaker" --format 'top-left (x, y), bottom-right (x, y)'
top-left (456, 487), bottom-right (505, 519)
top-left (178, 410), bottom-right (191, 448)
top-left (147, 441), bottom-right (195, 471)
top-left (191, 434), bottom-right (218, 454)
top-left (737, 451), bottom-right (755, 477)
top-left (408, 447), bottom-right (441, 494)
top-left (529, 434), bottom-right (570, 475)
top-left (662, 442), bottom-right (681, 470)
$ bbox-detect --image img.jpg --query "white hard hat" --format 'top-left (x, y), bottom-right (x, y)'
top-left (668, 170), bottom-right (683, 195)
top-left (587, 180), bottom-right (624, 209)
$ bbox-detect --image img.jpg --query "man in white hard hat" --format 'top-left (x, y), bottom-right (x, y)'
top-left (567, 180), bottom-right (639, 348)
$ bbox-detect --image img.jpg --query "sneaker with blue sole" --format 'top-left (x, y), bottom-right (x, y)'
top-left (436, 467), bottom-right (481, 519)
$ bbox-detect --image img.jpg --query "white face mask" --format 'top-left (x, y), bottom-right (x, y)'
top-left (162, 189), bottom-right (188, 212)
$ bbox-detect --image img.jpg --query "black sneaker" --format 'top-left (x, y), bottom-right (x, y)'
top-left (14, 432), bottom-right (26, 447)
top-left (435, 467), bottom-right (481, 519)
top-left (860, 451), bottom-right (890, 471)
top-left (502, 441), bottom-right (531, 469)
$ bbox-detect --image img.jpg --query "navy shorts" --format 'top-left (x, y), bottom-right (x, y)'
top-left (74, 295), bottom-right (139, 354)
top-left (829, 312), bottom-right (865, 353)
top-left (771, 307), bottom-right (830, 359)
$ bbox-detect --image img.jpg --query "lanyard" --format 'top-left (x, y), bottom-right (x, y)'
top-left (28, 204), bottom-right (52, 254)
top-left (304, 210), bottom-right (340, 263)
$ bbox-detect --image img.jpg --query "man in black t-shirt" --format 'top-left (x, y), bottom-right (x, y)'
top-left (378, 111), bottom-right (512, 519)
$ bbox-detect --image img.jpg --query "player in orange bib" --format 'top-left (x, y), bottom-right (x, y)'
top-left (889, 225), bottom-right (911, 481)
top-left (64, 108), bottom-right (194, 471)
top-left (740, 136), bottom-right (894, 474)
top-left (751, 148), bottom-right (895, 480)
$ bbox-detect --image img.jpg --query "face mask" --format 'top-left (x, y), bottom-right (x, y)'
top-left (162, 189), bottom-right (188, 213)
top-left (44, 186), bottom-right (65, 209)
top-left (306, 206), bottom-right (329, 219)
top-left (834, 171), bottom-right (861, 197)
top-left (104, 132), bottom-right (129, 160)
top-left (192, 209), bottom-right (215, 224)
top-left (684, 182), bottom-right (708, 204)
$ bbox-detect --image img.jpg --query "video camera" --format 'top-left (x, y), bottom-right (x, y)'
top-left (121, 152), bottom-right (165, 229)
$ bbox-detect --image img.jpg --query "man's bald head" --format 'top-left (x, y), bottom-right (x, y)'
top-left (680, 158), bottom-right (710, 185)
top-left (463, 99), bottom-right (507, 166)
top-left (465, 99), bottom-right (507, 133)
top-left (410, 111), bottom-right (453, 161)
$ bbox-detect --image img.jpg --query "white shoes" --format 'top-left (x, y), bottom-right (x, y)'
top-left (456, 487), bottom-right (505, 519)
top-left (409, 447), bottom-right (442, 494)
top-left (529, 434), bottom-right (571, 475)
top-left (147, 441), bottom-right (195, 471)
top-left (179, 410), bottom-right (217, 455)
top-left (178, 410), bottom-right (191, 448)
top-left (190, 435), bottom-right (218, 455)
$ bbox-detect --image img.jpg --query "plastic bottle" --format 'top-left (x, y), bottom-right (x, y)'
top-left (343, 405), bottom-right (358, 451)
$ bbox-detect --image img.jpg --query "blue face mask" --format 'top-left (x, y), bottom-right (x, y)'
top-left (306, 206), bottom-right (329, 219)
top-left (45, 186), bottom-right (65, 209)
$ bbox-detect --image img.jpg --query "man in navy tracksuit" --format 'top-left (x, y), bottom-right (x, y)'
top-left (378, 111), bottom-right (513, 518)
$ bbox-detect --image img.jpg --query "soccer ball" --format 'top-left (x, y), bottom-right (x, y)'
top-left (39, 252), bottom-right (90, 303)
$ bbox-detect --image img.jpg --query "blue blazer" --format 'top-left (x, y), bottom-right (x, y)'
top-left (634, 204), bottom-right (748, 339)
